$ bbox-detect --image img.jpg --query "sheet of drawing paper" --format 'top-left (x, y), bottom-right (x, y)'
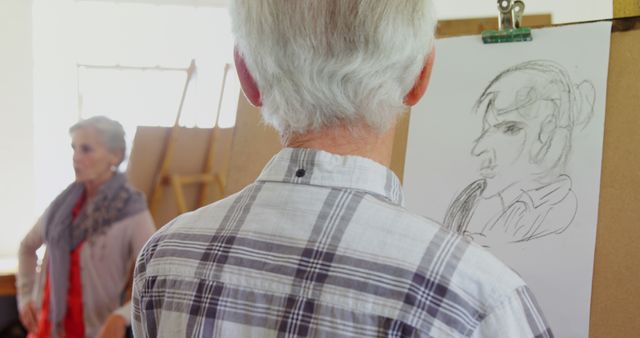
top-left (403, 22), bottom-right (611, 338)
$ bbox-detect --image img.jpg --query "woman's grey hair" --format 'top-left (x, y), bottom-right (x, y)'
top-left (230, 0), bottom-right (437, 137)
top-left (69, 116), bottom-right (127, 165)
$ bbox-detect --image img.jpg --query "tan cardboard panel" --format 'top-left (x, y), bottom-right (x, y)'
top-left (589, 19), bottom-right (640, 338)
top-left (127, 126), bottom-right (234, 227)
top-left (614, 0), bottom-right (640, 18)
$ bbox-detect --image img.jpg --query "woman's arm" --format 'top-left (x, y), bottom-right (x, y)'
top-left (17, 215), bottom-right (46, 332)
top-left (17, 216), bottom-right (45, 309)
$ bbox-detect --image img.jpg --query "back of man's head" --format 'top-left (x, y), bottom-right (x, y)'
top-left (230, 0), bottom-right (437, 138)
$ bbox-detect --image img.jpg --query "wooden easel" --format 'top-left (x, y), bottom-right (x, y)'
top-left (148, 61), bottom-right (230, 216)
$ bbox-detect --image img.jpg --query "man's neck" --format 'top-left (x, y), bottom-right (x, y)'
top-left (284, 122), bottom-right (396, 168)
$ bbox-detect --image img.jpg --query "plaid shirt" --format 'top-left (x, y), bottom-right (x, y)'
top-left (132, 148), bottom-right (552, 338)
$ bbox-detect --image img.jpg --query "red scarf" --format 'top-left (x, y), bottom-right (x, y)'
top-left (31, 194), bottom-right (86, 338)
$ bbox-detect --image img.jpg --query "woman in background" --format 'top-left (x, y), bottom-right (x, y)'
top-left (17, 116), bottom-right (156, 338)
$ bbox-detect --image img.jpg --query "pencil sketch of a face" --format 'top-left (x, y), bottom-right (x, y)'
top-left (444, 60), bottom-right (595, 247)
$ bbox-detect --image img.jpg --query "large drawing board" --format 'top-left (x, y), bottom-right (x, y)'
top-left (404, 22), bottom-right (609, 338)
top-left (397, 17), bottom-right (640, 338)
top-left (588, 17), bottom-right (640, 338)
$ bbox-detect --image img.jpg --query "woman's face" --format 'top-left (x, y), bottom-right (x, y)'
top-left (471, 99), bottom-right (550, 198)
top-left (71, 127), bottom-right (119, 186)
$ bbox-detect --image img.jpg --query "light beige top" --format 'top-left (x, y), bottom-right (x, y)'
top-left (17, 209), bottom-right (155, 338)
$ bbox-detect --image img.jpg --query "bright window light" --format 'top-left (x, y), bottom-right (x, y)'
top-left (74, 1), bottom-right (239, 128)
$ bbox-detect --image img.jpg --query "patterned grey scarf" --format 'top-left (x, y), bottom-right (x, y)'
top-left (44, 172), bottom-right (147, 334)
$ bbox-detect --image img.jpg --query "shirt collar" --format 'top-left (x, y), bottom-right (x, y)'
top-left (257, 148), bottom-right (405, 206)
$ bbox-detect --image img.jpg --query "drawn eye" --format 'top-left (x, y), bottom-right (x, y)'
top-left (496, 121), bottom-right (524, 136)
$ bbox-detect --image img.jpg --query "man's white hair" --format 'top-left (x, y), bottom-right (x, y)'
top-left (230, 0), bottom-right (437, 137)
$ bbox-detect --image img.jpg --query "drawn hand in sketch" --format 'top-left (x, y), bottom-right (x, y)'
top-left (444, 60), bottom-right (595, 247)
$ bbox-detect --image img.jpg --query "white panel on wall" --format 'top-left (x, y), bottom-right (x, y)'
top-left (0, 0), bottom-right (35, 259)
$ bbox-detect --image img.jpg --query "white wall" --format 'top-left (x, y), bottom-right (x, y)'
top-left (433, 0), bottom-right (612, 24)
top-left (32, 0), bottom-right (78, 213)
top-left (93, 0), bottom-right (613, 23)
top-left (0, 0), bottom-right (35, 259)
top-left (81, 0), bottom-right (615, 24)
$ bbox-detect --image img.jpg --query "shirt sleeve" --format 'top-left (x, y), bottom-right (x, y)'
top-left (131, 216), bottom-right (176, 337)
top-left (131, 228), bottom-right (159, 338)
top-left (131, 261), bottom-right (145, 338)
top-left (16, 214), bottom-right (46, 311)
top-left (471, 286), bottom-right (553, 338)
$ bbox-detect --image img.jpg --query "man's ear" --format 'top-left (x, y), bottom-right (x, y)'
top-left (538, 114), bottom-right (557, 144)
top-left (403, 48), bottom-right (436, 106)
top-left (234, 46), bottom-right (262, 107)
top-left (531, 112), bottom-right (560, 165)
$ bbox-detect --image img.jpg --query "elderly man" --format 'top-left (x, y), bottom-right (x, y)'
top-left (132, 1), bottom-right (552, 337)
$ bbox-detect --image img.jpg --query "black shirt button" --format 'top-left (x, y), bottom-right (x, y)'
top-left (295, 169), bottom-right (306, 178)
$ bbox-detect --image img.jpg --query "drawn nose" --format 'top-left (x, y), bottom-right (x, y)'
top-left (471, 132), bottom-right (489, 157)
